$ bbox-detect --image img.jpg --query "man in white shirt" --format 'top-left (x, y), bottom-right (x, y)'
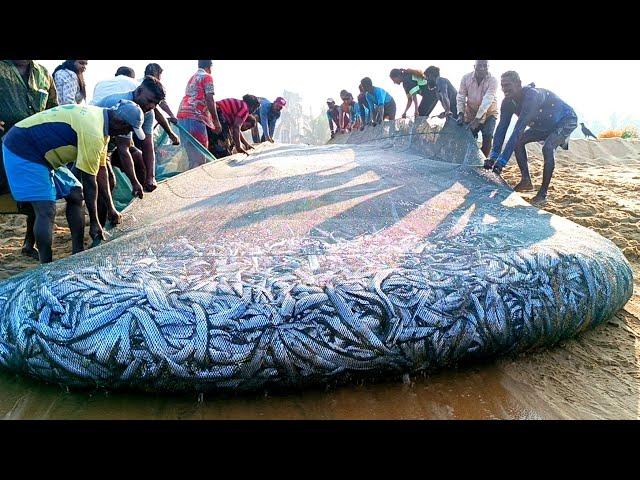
top-left (456, 60), bottom-right (499, 158)
top-left (91, 67), bottom-right (139, 105)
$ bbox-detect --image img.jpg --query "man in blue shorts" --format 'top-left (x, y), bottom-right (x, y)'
top-left (1, 101), bottom-right (145, 263)
top-left (487, 71), bottom-right (577, 206)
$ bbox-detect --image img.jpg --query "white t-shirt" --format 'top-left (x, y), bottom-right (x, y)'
top-left (90, 75), bottom-right (140, 105)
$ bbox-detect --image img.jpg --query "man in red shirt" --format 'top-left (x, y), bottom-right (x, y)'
top-left (216, 95), bottom-right (260, 156)
top-left (176, 60), bottom-right (222, 169)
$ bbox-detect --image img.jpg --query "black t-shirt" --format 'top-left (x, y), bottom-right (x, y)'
top-left (401, 71), bottom-right (428, 96)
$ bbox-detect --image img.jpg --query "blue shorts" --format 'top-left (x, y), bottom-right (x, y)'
top-left (1, 145), bottom-right (82, 202)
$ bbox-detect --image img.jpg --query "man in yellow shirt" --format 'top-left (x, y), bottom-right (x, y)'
top-left (1, 100), bottom-right (145, 263)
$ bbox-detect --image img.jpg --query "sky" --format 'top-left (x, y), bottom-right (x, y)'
top-left (38, 60), bottom-right (640, 128)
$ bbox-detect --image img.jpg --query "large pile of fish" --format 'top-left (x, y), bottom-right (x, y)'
top-left (0, 118), bottom-right (633, 392)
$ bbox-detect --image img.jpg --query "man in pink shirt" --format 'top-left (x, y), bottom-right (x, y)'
top-left (456, 60), bottom-right (499, 158)
top-left (176, 60), bottom-right (222, 169)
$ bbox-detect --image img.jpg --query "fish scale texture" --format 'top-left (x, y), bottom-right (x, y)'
top-left (0, 118), bottom-right (633, 393)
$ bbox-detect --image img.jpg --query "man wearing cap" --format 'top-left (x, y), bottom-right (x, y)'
top-left (1, 100), bottom-right (145, 263)
top-left (326, 98), bottom-right (340, 138)
top-left (251, 96), bottom-right (286, 144)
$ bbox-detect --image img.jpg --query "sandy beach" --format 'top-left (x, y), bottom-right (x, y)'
top-left (0, 137), bottom-right (638, 419)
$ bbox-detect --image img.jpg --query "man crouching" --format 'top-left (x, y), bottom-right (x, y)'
top-left (1, 100), bottom-right (145, 263)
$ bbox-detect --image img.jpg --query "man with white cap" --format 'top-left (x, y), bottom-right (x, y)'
top-left (325, 98), bottom-right (340, 139)
top-left (1, 100), bottom-right (145, 263)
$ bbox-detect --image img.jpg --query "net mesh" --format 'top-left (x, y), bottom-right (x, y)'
top-left (0, 118), bottom-right (633, 393)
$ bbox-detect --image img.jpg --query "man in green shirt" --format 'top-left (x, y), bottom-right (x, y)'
top-left (0, 60), bottom-right (58, 259)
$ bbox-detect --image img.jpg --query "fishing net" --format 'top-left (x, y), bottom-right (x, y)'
top-left (0, 117), bottom-right (633, 393)
top-left (112, 124), bottom-right (217, 212)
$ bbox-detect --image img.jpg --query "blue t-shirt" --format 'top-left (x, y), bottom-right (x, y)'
top-left (365, 86), bottom-right (392, 113)
top-left (257, 97), bottom-right (280, 139)
top-left (491, 85), bottom-right (575, 167)
top-left (94, 90), bottom-right (154, 138)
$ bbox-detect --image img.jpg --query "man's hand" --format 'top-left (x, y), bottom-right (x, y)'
top-left (483, 158), bottom-right (495, 170)
top-left (401, 113), bottom-right (407, 119)
top-left (268, 137), bottom-right (275, 143)
top-left (89, 221), bottom-right (104, 242)
top-left (469, 118), bottom-right (481, 131)
top-left (144, 176), bottom-right (158, 192)
top-left (246, 144), bottom-right (255, 150)
top-left (212, 120), bottom-right (222, 134)
top-left (132, 181), bottom-right (144, 199)
top-left (107, 209), bottom-right (122, 226)
top-left (169, 131), bottom-right (180, 145)
top-left (0, 120), bottom-right (4, 134)
top-left (169, 116), bottom-right (178, 125)
top-left (456, 112), bottom-right (465, 125)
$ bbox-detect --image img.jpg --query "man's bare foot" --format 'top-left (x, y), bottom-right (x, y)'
top-left (530, 193), bottom-right (547, 207)
top-left (514, 179), bottom-right (534, 192)
top-left (21, 245), bottom-right (39, 260)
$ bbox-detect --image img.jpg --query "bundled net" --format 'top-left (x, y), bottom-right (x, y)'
top-left (0, 118), bottom-right (632, 393)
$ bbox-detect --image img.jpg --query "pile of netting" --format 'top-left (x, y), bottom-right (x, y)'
top-left (0, 118), bottom-right (633, 393)
top-left (112, 124), bottom-right (217, 212)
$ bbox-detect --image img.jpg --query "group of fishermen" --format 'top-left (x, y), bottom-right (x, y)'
top-left (0, 59), bottom-right (286, 264)
top-left (327, 61), bottom-right (578, 207)
top-left (0, 59), bottom-right (578, 266)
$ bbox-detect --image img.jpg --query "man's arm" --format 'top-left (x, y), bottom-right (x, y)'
top-left (115, 136), bottom-right (144, 198)
top-left (96, 165), bottom-right (121, 225)
top-left (231, 118), bottom-right (248, 155)
top-left (494, 90), bottom-right (543, 167)
top-left (489, 100), bottom-right (513, 160)
top-left (205, 93), bottom-right (221, 133)
top-left (240, 132), bottom-right (253, 150)
top-left (259, 103), bottom-right (272, 140)
top-left (401, 93), bottom-right (412, 118)
top-left (327, 111), bottom-right (336, 137)
top-left (141, 134), bottom-right (157, 191)
top-left (80, 171), bottom-right (103, 241)
top-left (159, 99), bottom-right (178, 123)
top-left (46, 73), bottom-right (59, 110)
top-left (268, 115), bottom-right (277, 141)
top-left (154, 108), bottom-right (179, 145)
top-left (456, 76), bottom-right (468, 121)
top-left (438, 80), bottom-right (452, 116)
top-left (475, 76), bottom-right (498, 120)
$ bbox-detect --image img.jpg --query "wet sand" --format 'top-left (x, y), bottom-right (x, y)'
top-left (0, 138), bottom-right (638, 419)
